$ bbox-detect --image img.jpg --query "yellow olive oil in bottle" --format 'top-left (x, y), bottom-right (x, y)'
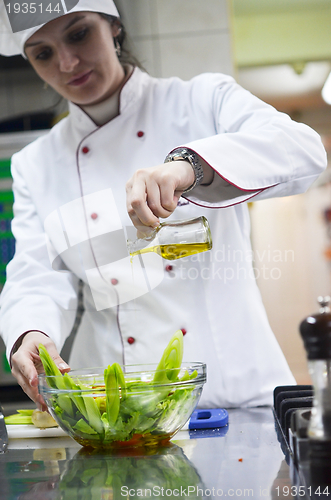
top-left (128, 216), bottom-right (212, 261)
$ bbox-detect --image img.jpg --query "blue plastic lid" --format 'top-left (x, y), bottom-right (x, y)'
top-left (189, 408), bottom-right (229, 430)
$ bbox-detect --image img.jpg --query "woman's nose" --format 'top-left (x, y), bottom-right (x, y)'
top-left (58, 47), bottom-right (79, 72)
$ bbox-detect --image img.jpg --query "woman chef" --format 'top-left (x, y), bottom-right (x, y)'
top-left (0, 0), bottom-right (327, 410)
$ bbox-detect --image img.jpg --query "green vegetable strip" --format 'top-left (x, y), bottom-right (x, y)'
top-left (179, 369), bottom-right (198, 382)
top-left (17, 410), bottom-right (34, 416)
top-left (62, 373), bottom-right (88, 420)
top-left (77, 383), bottom-right (103, 435)
top-left (104, 364), bottom-right (123, 426)
top-left (74, 418), bottom-right (98, 435)
top-left (39, 344), bottom-right (74, 417)
top-left (5, 410), bottom-right (33, 425)
top-left (153, 330), bottom-right (184, 384)
top-left (38, 344), bottom-right (62, 382)
top-left (115, 363), bottom-right (126, 401)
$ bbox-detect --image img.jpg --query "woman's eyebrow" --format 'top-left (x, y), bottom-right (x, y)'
top-left (25, 15), bottom-right (86, 47)
top-left (63, 15), bottom-right (86, 31)
top-left (25, 40), bottom-right (42, 48)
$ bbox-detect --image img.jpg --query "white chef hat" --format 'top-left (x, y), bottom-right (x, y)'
top-left (0, 0), bottom-right (119, 57)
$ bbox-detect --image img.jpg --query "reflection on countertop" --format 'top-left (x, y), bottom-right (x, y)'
top-left (0, 407), bottom-right (294, 500)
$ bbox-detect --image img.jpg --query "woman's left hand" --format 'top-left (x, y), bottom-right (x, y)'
top-left (126, 160), bottom-right (194, 234)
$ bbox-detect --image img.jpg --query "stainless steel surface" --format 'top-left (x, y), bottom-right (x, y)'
top-left (0, 404), bottom-right (8, 454)
top-left (0, 407), bottom-right (301, 499)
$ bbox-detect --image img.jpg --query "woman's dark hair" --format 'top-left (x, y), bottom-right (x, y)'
top-left (99, 14), bottom-right (143, 69)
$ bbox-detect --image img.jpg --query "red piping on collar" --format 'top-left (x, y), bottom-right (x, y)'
top-left (76, 65), bottom-right (136, 128)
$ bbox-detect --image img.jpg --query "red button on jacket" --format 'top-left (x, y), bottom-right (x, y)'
top-left (91, 213), bottom-right (98, 220)
top-left (127, 337), bottom-right (135, 345)
top-left (181, 328), bottom-right (187, 336)
top-left (82, 146), bottom-right (90, 154)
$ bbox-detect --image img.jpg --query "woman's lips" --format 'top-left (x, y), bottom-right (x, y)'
top-left (68, 70), bottom-right (93, 86)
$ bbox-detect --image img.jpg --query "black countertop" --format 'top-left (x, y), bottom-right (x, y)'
top-left (0, 407), bottom-right (307, 500)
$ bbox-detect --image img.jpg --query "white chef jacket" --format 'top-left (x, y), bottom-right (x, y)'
top-left (0, 67), bottom-right (327, 407)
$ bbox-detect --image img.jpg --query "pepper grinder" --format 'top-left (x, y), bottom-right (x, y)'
top-left (300, 296), bottom-right (331, 485)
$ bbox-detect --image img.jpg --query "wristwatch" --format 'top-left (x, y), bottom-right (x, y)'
top-left (164, 148), bottom-right (204, 194)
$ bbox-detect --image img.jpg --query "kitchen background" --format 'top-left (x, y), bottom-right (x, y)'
top-left (0, 0), bottom-right (331, 389)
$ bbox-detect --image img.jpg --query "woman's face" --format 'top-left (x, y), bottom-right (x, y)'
top-left (24, 12), bottom-right (125, 106)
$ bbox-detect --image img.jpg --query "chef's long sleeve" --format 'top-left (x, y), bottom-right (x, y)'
top-left (0, 156), bottom-right (79, 362)
top-left (173, 74), bottom-right (327, 206)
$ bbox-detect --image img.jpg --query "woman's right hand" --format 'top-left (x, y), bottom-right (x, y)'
top-left (11, 331), bottom-right (70, 410)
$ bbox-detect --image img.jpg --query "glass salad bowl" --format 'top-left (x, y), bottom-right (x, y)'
top-left (38, 362), bottom-right (206, 449)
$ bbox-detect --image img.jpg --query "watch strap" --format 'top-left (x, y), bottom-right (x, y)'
top-left (164, 148), bottom-right (204, 193)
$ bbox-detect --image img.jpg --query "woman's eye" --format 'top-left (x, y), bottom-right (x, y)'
top-left (70, 28), bottom-right (88, 42)
top-left (35, 49), bottom-right (52, 61)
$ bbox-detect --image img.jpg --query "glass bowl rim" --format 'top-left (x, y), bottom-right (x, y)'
top-left (38, 361), bottom-right (206, 394)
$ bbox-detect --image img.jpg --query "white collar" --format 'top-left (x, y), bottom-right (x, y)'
top-left (81, 87), bottom-right (121, 126)
top-left (68, 66), bottom-right (147, 133)
top-left (81, 64), bottom-right (133, 126)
